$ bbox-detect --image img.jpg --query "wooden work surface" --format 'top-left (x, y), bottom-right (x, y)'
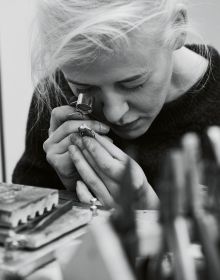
top-left (0, 189), bottom-right (161, 280)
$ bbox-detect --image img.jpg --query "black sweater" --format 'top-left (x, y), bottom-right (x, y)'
top-left (12, 45), bottom-right (220, 196)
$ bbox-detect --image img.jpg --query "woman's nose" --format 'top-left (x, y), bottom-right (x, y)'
top-left (101, 93), bottom-right (129, 124)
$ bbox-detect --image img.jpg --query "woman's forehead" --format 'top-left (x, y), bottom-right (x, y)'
top-left (62, 40), bottom-right (159, 81)
top-left (63, 57), bottom-right (149, 85)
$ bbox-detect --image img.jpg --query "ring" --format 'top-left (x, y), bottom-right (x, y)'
top-left (78, 124), bottom-right (95, 138)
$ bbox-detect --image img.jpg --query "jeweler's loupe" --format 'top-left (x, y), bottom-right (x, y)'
top-left (70, 93), bottom-right (93, 115)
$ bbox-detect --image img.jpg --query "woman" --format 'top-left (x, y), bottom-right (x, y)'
top-left (12, 0), bottom-right (220, 209)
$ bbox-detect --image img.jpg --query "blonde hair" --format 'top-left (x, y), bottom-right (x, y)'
top-left (31, 0), bottom-right (189, 108)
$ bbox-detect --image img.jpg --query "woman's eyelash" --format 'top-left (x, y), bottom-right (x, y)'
top-left (73, 83), bottom-right (145, 94)
top-left (120, 83), bottom-right (145, 92)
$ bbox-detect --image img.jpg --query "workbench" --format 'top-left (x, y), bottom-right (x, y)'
top-left (0, 189), bottom-right (161, 280)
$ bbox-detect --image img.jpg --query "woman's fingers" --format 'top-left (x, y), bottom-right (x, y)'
top-left (46, 151), bottom-right (73, 176)
top-left (95, 133), bottom-right (126, 160)
top-left (49, 105), bottom-right (89, 134)
top-left (68, 145), bottom-right (114, 208)
top-left (47, 120), bottom-right (110, 144)
top-left (45, 129), bottom-right (113, 155)
top-left (101, 135), bottom-right (113, 143)
top-left (50, 106), bottom-right (80, 134)
top-left (82, 148), bottom-right (120, 196)
top-left (76, 180), bottom-right (94, 204)
top-left (76, 181), bottom-right (102, 206)
top-left (44, 120), bottom-right (109, 153)
top-left (82, 136), bottom-right (125, 179)
top-left (69, 134), bottom-right (119, 196)
top-left (70, 133), bottom-right (123, 179)
top-left (44, 135), bottom-right (72, 154)
top-left (46, 151), bottom-right (77, 191)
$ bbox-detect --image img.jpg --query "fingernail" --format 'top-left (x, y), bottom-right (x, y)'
top-left (68, 112), bottom-right (83, 118)
top-left (68, 144), bottom-right (77, 153)
top-left (70, 133), bottom-right (83, 148)
top-left (100, 123), bottom-right (110, 132)
top-left (82, 136), bottom-right (93, 148)
top-left (68, 112), bottom-right (81, 116)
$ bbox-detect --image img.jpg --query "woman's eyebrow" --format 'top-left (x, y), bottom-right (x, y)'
top-left (66, 72), bottom-right (148, 86)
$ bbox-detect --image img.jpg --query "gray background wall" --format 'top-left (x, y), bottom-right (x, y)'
top-left (189, 0), bottom-right (220, 50)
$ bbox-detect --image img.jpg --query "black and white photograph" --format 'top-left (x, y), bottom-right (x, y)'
top-left (0, 0), bottom-right (220, 279)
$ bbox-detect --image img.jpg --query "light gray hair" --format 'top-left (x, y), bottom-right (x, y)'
top-left (31, 0), bottom-right (189, 105)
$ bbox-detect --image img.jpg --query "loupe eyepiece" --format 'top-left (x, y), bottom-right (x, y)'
top-left (70, 93), bottom-right (93, 114)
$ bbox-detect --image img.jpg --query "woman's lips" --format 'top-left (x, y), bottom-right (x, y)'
top-left (112, 118), bottom-right (142, 131)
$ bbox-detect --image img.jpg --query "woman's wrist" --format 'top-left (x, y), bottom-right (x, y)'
top-left (135, 180), bottom-right (159, 210)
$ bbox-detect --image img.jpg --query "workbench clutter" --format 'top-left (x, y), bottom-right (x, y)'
top-left (0, 184), bottom-right (160, 279)
top-left (155, 129), bottom-right (220, 280)
top-left (0, 185), bottom-right (96, 277)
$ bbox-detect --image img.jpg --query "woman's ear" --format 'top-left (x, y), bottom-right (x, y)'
top-left (171, 6), bottom-right (188, 50)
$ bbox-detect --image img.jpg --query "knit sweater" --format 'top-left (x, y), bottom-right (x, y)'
top-left (12, 45), bottom-right (220, 196)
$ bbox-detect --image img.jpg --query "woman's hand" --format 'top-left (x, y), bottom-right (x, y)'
top-left (43, 105), bottom-right (110, 191)
top-left (69, 132), bottom-right (159, 209)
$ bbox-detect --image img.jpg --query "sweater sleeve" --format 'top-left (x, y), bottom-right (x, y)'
top-left (12, 92), bottom-right (62, 189)
top-left (12, 79), bottom-right (81, 190)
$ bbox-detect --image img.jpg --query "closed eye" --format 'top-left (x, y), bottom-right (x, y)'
top-left (119, 74), bottom-right (150, 90)
top-left (119, 83), bottom-right (145, 92)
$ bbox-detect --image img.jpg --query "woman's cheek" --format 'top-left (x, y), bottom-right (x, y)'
top-left (141, 82), bottom-right (165, 109)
